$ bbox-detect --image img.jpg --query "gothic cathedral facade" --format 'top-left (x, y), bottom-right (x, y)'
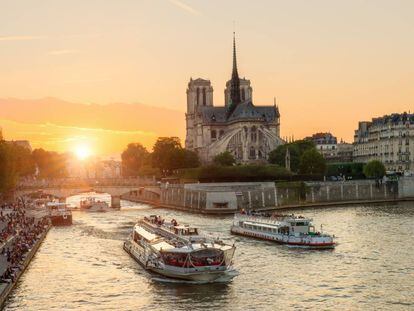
top-left (185, 35), bottom-right (284, 164)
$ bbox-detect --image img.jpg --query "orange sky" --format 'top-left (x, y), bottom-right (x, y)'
top-left (1, 0), bottom-right (414, 155)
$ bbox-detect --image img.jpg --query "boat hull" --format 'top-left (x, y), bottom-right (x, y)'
top-left (50, 214), bottom-right (72, 226)
top-left (231, 226), bottom-right (335, 249)
top-left (124, 240), bottom-right (233, 282)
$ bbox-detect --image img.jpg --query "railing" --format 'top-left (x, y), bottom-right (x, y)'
top-left (16, 177), bottom-right (156, 189)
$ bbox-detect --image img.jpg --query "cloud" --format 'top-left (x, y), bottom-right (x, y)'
top-left (47, 49), bottom-right (80, 56)
top-left (0, 35), bottom-right (47, 42)
top-left (45, 122), bottom-right (156, 136)
top-left (59, 78), bottom-right (111, 85)
top-left (167, 0), bottom-right (200, 16)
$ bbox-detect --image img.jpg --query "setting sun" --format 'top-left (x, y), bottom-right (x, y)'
top-left (74, 144), bottom-right (92, 160)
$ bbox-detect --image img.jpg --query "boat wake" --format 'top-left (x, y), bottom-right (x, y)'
top-left (79, 225), bottom-right (124, 241)
top-left (151, 269), bottom-right (239, 285)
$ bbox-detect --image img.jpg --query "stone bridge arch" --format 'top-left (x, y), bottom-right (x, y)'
top-left (16, 185), bottom-right (161, 208)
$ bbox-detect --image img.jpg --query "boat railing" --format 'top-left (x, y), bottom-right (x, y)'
top-left (235, 214), bottom-right (312, 225)
top-left (139, 219), bottom-right (216, 244)
top-left (235, 215), bottom-right (282, 226)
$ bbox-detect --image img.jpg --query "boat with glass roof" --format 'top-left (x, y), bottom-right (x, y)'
top-left (124, 215), bottom-right (237, 282)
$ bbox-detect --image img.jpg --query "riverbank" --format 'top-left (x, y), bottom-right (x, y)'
top-left (0, 219), bottom-right (51, 308)
top-left (122, 178), bottom-right (414, 214)
top-left (123, 195), bottom-right (414, 214)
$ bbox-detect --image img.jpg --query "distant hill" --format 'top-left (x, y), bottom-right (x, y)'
top-left (0, 97), bottom-right (184, 136)
top-left (0, 98), bottom-right (185, 154)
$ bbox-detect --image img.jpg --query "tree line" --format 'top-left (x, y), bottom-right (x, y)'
top-left (122, 137), bottom-right (386, 181)
top-left (121, 137), bottom-right (327, 178)
top-left (121, 137), bottom-right (199, 177)
top-left (0, 136), bottom-right (68, 193)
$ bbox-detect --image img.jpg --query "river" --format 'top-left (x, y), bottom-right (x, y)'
top-left (3, 194), bottom-right (414, 310)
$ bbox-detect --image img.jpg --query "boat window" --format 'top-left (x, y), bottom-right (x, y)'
top-left (213, 202), bottom-right (228, 208)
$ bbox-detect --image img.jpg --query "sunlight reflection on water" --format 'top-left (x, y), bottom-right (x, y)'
top-left (4, 194), bottom-right (414, 310)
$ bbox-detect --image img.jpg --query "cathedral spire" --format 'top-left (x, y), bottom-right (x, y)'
top-left (232, 32), bottom-right (239, 81)
top-left (228, 32), bottom-right (241, 117)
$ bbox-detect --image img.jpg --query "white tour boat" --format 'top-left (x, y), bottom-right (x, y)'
top-left (46, 202), bottom-right (72, 226)
top-left (231, 213), bottom-right (335, 249)
top-left (124, 215), bottom-right (237, 282)
top-left (80, 197), bottom-right (111, 212)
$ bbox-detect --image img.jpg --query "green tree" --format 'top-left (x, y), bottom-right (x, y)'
top-left (151, 137), bottom-right (181, 174)
top-left (363, 160), bottom-right (386, 179)
top-left (213, 151), bottom-right (236, 166)
top-left (299, 148), bottom-right (326, 175)
top-left (179, 149), bottom-right (200, 169)
top-left (151, 137), bottom-right (200, 175)
top-left (269, 140), bottom-right (315, 172)
top-left (121, 143), bottom-right (149, 176)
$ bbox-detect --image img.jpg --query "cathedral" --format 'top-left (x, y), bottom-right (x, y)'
top-left (185, 35), bottom-right (284, 164)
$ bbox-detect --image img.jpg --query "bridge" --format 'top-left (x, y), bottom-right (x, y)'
top-left (15, 178), bottom-right (160, 208)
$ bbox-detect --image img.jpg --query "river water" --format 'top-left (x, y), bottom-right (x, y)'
top-left (3, 194), bottom-right (414, 310)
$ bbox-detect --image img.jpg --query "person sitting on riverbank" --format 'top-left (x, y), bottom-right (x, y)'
top-left (0, 202), bottom-right (49, 284)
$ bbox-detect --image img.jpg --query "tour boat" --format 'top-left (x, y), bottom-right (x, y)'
top-left (80, 197), bottom-right (111, 212)
top-left (231, 213), bottom-right (335, 249)
top-left (124, 215), bottom-right (237, 282)
top-left (46, 202), bottom-right (72, 226)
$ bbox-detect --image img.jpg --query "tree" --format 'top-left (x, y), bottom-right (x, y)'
top-left (32, 148), bottom-right (68, 178)
top-left (0, 142), bottom-right (17, 193)
top-left (121, 143), bottom-right (149, 176)
top-left (363, 160), bottom-right (386, 179)
top-left (299, 148), bottom-right (326, 175)
top-left (269, 140), bottom-right (315, 173)
top-left (180, 149), bottom-right (200, 169)
top-left (151, 137), bottom-right (200, 175)
top-left (213, 151), bottom-right (236, 166)
top-left (151, 137), bottom-right (181, 174)
top-left (13, 144), bottom-right (35, 177)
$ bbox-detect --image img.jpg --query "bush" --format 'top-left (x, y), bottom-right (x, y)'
top-left (326, 162), bottom-right (365, 179)
top-left (299, 149), bottom-right (326, 175)
top-left (363, 160), bottom-right (386, 179)
top-left (213, 151), bottom-right (236, 166)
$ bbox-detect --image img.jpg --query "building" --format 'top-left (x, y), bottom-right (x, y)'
top-left (185, 34), bottom-right (284, 164)
top-left (306, 132), bottom-right (353, 163)
top-left (353, 113), bottom-right (414, 173)
top-left (335, 142), bottom-right (353, 163)
top-left (306, 132), bottom-right (337, 159)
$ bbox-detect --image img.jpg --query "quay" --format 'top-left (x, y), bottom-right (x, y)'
top-left (122, 177), bottom-right (414, 214)
top-left (0, 207), bottom-right (51, 309)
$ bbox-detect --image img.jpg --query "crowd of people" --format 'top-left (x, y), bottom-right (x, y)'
top-left (0, 202), bottom-right (49, 284)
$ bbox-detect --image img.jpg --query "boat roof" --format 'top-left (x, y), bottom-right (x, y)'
top-left (46, 202), bottom-right (68, 207)
top-left (243, 221), bottom-right (281, 229)
top-left (134, 225), bottom-right (158, 242)
top-left (151, 241), bottom-right (175, 251)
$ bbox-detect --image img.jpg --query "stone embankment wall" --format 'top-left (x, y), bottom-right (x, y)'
top-left (122, 178), bottom-right (413, 214)
top-left (0, 224), bottom-right (51, 308)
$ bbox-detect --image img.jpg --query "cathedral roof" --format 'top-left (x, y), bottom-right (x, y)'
top-left (227, 101), bottom-right (279, 122)
top-left (201, 101), bottom-right (279, 124)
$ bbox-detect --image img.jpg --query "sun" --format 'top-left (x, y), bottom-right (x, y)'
top-left (75, 144), bottom-right (92, 160)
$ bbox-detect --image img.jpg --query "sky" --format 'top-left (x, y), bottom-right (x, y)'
top-left (1, 0), bottom-right (414, 156)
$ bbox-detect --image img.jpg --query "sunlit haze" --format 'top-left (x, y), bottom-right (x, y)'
top-left (74, 143), bottom-right (92, 160)
top-left (1, 0), bottom-right (414, 155)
